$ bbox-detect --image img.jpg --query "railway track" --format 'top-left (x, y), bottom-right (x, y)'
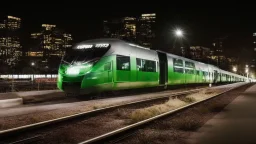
top-left (0, 83), bottom-right (246, 144)
top-left (0, 87), bottom-right (206, 142)
top-left (77, 83), bottom-right (247, 144)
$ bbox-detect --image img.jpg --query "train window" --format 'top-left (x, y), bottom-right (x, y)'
top-left (185, 61), bottom-right (195, 68)
top-left (185, 69), bottom-right (194, 74)
top-left (173, 58), bottom-right (184, 73)
top-left (136, 58), bottom-right (156, 72)
top-left (104, 62), bottom-right (111, 71)
top-left (116, 55), bottom-right (130, 71)
top-left (196, 70), bottom-right (200, 75)
top-left (174, 67), bottom-right (184, 73)
top-left (184, 61), bottom-right (195, 74)
top-left (173, 58), bottom-right (183, 66)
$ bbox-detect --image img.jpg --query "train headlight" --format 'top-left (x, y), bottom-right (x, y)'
top-left (66, 67), bottom-right (80, 75)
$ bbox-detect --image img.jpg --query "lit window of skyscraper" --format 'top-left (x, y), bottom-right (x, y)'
top-left (0, 15), bottom-right (22, 66)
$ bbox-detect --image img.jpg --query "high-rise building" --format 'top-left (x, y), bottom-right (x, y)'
top-left (189, 46), bottom-right (210, 62)
top-left (63, 33), bottom-right (72, 48)
top-left (103, 17), bottom-right (137, 42)
top-left (103, 20), bottom-right (121, 38)
top-left (251, 32), bottom-right (256, 74)
top-left (122, 17), bottom-right (137, 42)
top-left (0, 15), bottom-right (22, 66)
top-left (137, 13), bottom-right (156, 48)
top-left (29, 24), bottom-right (72, 72)
top-left (211, 38), bottom-right (226, 67)
top-left (30, 24), bottom-right (72, 57)
top-left (103, 13), bottom-right (156, 48)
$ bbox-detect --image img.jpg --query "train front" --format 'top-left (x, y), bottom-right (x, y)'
top-left (57, 42), bottom-right (111, 96)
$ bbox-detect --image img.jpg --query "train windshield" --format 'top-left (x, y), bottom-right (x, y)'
top-left (62, 46), bottom-right (109, 64)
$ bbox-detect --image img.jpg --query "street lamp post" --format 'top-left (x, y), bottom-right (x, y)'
top-left (31, 62), bottom-right (35, 85)
top-left (173, 28), bottom-right (186, 84)
top-left (245, 65), bottom-right (249, 82)
top-left (173, 28), bottom-right (184, 56)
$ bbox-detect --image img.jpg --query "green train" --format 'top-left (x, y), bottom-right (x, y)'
top-left (57, 38), bottom-right (252, 96)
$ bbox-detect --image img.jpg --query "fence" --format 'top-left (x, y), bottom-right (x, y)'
top-left (0, 74), bottom-right (58, 80)
top-left (0, 74), bottom-right (58, 93)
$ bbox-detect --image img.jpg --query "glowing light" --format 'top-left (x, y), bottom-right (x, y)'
top-left (8, 16), bottom-right (21, 20)
top-left (245, 68), bottom-right (249, 73)
top-left (66, 67), bottom-right (80, 75)
top-left (232, 66), bottom-right (237, 72)
top-left (31, 62), bottom-right (35, 66)
top-left (142, 13), bottom-right (156, 17)
top-left (175, 29), bottom-right (183, 37)
top-left (66, 64), bottom-right (92, 75)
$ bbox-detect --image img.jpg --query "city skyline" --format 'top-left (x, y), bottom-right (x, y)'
top-left (0, 3), bottom-right (255, 74)
top-left (1, 4), bottom-right (256, 47)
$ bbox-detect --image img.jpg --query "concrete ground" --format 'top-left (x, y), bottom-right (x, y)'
top-left (0, 83), bottom-right (244, 118)
top-left (0, 90), bottom-right (63, 108)
top-left (188, 83), bottom-right (256, 144)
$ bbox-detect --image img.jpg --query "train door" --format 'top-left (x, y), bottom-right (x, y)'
top-left (219, 73), bottom-right (222, 83)
top-left (196, 69), bottom-right (200, 83)
top-left (213, 70), bottom-right (218, 83)
top-left (103, 61), bottom-right (113, 83)
top-left (157, 51), bottom-right (168, 86)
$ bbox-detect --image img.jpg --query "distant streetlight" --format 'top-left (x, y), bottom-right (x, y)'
top-left (31, 62), bottom-right (36, 84)
top-left (245, 68), bottom-right (249, 73)
top-left (232, 66), bottom-right (237, 72)
top-left (175, 29), bottom-right (183, 37)
top-left (245, 65), bottom-right (249, 81)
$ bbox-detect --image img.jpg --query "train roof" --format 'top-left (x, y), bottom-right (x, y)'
top-left (78, 39), bottom-right (211, 65)
top-left (74, 38), bottom-right (250, 79)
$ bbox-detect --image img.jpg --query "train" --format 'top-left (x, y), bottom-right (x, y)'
top-left (57, 38), bottom-right (255, 96)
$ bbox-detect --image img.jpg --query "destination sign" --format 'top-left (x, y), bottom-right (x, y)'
top-left (76, 43), bottom-right (110, 49)
top-left (95, 43), bottom-right (109, 48)
top-left (77, 45), bottom-right (93, 49)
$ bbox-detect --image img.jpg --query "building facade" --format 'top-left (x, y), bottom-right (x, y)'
top-left (30, 24), bottom-right (72, 57)
top-left (189, 46), bottom-right (210, 62)
top-left (28, 24), bottom-right (72, 73)
top-left (251, 32), bottom-right (256, 75)
top-left (103, 17), bottom-right (137, 43)
top-left (136, 13), bottom-right (156, 48)
top-left (210, 38), bottom-right (226, 67)
top-left (103, 13), bottom-right (156, 48)
top-left (0, 16), bottom-right (22, 67)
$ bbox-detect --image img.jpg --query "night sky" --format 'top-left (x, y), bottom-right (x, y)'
top-left (1, 3), bottom-right (255, 60)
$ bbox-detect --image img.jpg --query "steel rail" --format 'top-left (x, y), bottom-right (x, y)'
top-left (78, 83), bottom-right (246, 144)
top-left (0, 87), bottom-right (206, 138)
